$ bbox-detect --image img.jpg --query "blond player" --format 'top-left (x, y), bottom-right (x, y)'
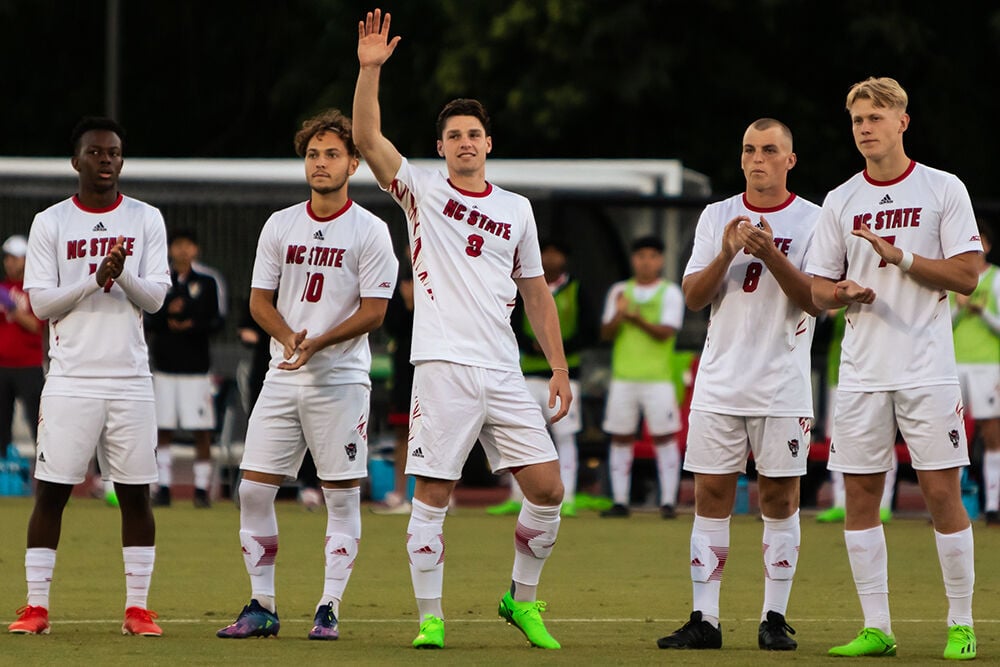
top-left (808, 77), bottom-right (982, 660)
top-left (216, 109), bottom-right (397, 641)
top-left (354, 9), bottom-right (571, 651)
top-left (658, 118), bottom-right (820, 652)
top-left (9, 117), bottom-right (170, 637)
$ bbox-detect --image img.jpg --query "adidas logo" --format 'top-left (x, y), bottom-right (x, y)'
top-left (92, 221), bottom-right (107, 232)
top-left (878, 194), bottom-right (893, 205)
top-left (330, 547), bottom-right (350, 556)
top-left (411, 447), bottom-right (424, 458)
top-left (37, 451), bottom-right (46, 462)
top-left (770, 559), bottom-right (793, 568)
top-left (413, 545), bottom-right (436, 555)
top-left (313, 229), bottom-right (325, 240)
top-left (690, 557), bottom-right (705, 567)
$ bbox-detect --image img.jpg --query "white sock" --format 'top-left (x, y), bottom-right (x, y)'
top-left (831, 470), bottom-right (846, 508)
top-left (238, 480), bottom-right (280, 611)
top-left (25, 548), bottom-right (56, 608)
top-left (690, 514), bottom-right (730, 626)
top-left (509, 476), bottom-right (525, 503)
top-left (761, 511), bottom-right (800, 619)
top-left (407, 498), bottom-right (447, 619)
top-left (554, 433), bottom-right (578, 505)
top-left (155, 448), bottom-right (172, 488)
top-left (193, 460), bottom-right (212, 491)
top-left (511, 499), bottom-right (561, 602)
top-left (123, 546), bottom-right (155, 610)
top-left (935, 526), bottom-right (975, 627)
top-left (844, 525), bottom-right (891, 635)
top-left (880, 452), bottom-right (898, 511)
top-left (984, 451), bottom-right (1000, 512)
top-left (654, 439), bottom-right (680, 506)
top-left (320, 487), bottom-right (362, 616)
top-left (609, 444), bottom-right (633, 506)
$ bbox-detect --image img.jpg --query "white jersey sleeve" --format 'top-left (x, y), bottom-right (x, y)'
top-left (806, 162), bottom-right (983, 391)
top-left (601, 281), bottom-right (627, 324)
top-left (688, 193), bottom-right (820, 416)
top-left (385, 158), bottom-right (540, 371)
top-left (250, 200), bottom-right (398, 387)
top-left (661, 282), bottom-right (685, 329)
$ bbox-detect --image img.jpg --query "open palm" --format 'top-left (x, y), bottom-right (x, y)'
top-left (358, 9), bottom-right (401, 67)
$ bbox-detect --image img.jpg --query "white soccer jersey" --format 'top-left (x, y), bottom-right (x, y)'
top-left (24, 194), bottom-right (170, 399)
top-left (385, 158), bottom-right (543, 371)
top-left (251, 199), bottom-right (397, 387)
top-left (806, 161), bottom-right (983, 391)
top-left (600, 279), bottom-right (685, 327)
top-left (685, 193), bottom-right (820, 416)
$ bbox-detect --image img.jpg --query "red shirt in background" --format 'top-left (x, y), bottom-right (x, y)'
top-left (0, 279), bottom-right (43, 367)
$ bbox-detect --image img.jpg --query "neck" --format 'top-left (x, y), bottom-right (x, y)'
top-left (310, 189), bottom-right (349, 218)
top-left (174, 263), bottom-right (192, 277)
top-left (448, 169), bottom-right (488, 193)
top-left (77, 189), bottom-right (119, 210)
top-left (634, 276), bottom-right (660, 286)
top-left (745, 186), bottom-right (790, 210)
top-left (866, 151), bottom-right (910, 182)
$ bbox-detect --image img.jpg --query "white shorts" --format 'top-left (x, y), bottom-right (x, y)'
top-left (683, 410), bottom-right (811, 478)
top-left (830, 385), bottom-right (969, 473)
top-left (602, 380), bottom-right (680, 437)
top-left (957, 364), bottom-right (1000, 420)
top-left (525, 376), bottom-right (581, 437)
top-left (406, 361), bottom-right (556, 480)
top-left (35, 396), bottom-right (158, 485)
top-left (154, 373), bottom-right (216, 430)
top-left (241, 381), bottom-right (370, 481)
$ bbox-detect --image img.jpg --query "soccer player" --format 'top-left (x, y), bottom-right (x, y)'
top-left (8, 117), bottom-right (170, 637)
top-left (354, 9), bottom-right (572, 650)
top-left (216, 109), bottom-right (397, 641)
top-left (489, 239), bottom-right (594, 518)
top-left (600, 236), bottom-right (685, 519)
top-left (657, 118), bottom-right (820, 651)
top-left (951, 223), bottom-right (1000, 524)
top-left (808, 77), bottom-right (981, 660)
top-left (147, 229), bottom-right (223, 508)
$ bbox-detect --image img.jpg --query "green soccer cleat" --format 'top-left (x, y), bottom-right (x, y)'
top-left (880, 507), bottom-right (893, 523)
top-left (573, 492), bottom-right (614, 512)
top-left (829, 627), bottom-right (897, 657)
top-left (560, 502), bottom-right (576, 518)
top-left (486, 500), bottom-right (522, 516)
top-left (498, 591), bottom-right (560, 649)
top-left (816, 506), bottom-right (846, 523)
top-left (412, 614), bottom-right (444, 649)
top-left (943, 624), bottom-right (976, 660)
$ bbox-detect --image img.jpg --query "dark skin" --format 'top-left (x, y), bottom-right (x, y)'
top-left (26, 127), bottom-right (155, 550)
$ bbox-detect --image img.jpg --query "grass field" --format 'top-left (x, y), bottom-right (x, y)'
top-left (0, 497), bottom-right (997, 665)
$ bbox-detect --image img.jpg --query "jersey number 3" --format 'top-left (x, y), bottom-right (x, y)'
top-left (465, 234), bottom-right (484, 258)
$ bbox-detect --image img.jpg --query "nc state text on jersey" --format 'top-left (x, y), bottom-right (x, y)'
top-left (442, 198), bottom-right (511, 240)
top-left (853, 207), bottom-right (922, 231)
top-left (285, 244), bottom-right (345, 267)
top-left (66, 236), bottom-right (136, 259)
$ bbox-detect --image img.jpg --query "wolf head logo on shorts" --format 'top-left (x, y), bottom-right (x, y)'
top-left (787, 439), bottom-right (799, 458)
top-left (949, 429), bottom-right (960, 448)
top-left (345, 442), bottom-right (357, 461)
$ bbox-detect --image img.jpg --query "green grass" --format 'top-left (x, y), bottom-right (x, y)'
top-left (0, 497), bottom-right (997, 665)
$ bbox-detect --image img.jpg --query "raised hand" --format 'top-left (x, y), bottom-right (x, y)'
top-left (721, 215), bottom-right (748, 259)
top-left (95, 235), bottom-right (126, 289)
top-left (358, 8), bottom-right (401, 68)
top-left (736, 215), bottom-right (774, 259)
top-left (852, 224), bottom-right (904, 267)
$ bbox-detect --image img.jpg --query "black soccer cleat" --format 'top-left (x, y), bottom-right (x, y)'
top-left (660, 504), bottom-right (677, 519)
top-left (758, 610), bottom-right (797, 651)
top-left (657, 611), bottom-right (722, 649)
top-left (600, 503), bottom-right (630, 518)
top-left (152, 487), bottom-right (171, 507)
top-left (194, 488), bottom-right (211, 509)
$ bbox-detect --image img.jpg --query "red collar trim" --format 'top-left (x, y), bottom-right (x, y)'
top-left (447, 179), bottom-right (492, 198)
top-left (864, 160), bottom-right (917, 186)
top-left (307, 199), bottom-right (352, 222)
top-left (72, 193), bottom-right (123, 213)
top-left (742, 192), bottom-right (796, 214)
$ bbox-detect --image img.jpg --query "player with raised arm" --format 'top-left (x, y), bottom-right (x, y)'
top-left (8, 117), bottom-right (170, 637)
top-left (808, 77), bottom-right (981, 660)
top-left (354, 8), bottom-right (572, 650)
top-left (657, 118), bottom-right (821, 651)
top-left (216, 109), bottom-right (397, 641)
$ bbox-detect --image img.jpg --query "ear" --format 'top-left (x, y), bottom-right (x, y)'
top-left (70, 155), bottom-right (79, 172)
top-left (485, 136), bottom-right (493, 154)
top-left (787, 151), bottom-right (797, 171)
top-left (348, 157), bottom-right (359, 177)
top-left (436, 139), bottom-right (444, 157)
top-left (898, 112), bottom-right (910, 134)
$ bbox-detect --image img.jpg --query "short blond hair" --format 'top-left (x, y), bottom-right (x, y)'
top-left (845, 77), bottom-right (908, 112)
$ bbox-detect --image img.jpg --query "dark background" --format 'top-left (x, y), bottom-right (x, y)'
top-left (3, 0), bottom-right (999, 209)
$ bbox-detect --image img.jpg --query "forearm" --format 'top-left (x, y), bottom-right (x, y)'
top-left (27, 274), bottom-right (101, 320)
top-left (114, 271), bottom-right (168, 313)
top-left (312, 301), bottom-right (388, 351)
top-left (763, 251), bottom-right (820, 316)
top-left (683, 251), bottom-right (735, 311)
top-left (811, 276), bottom-right (844, 311)
top-left (628, 317), bottom-right (676, 342)
top-left (980, 309), bottom-right (1000, 336)
top-left (12, 308), bottom-right (42, 334)
top-left (250, 292), bottom-right (295, 344)
top-left (523, 292), bottom-right (568, 370)
top-left (904, 252), bottom-right (980, 295)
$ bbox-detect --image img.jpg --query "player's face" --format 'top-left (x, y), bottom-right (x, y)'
top-left (436, 116), bottom-right (492, 176)
top-left (631, 248), bottom-right (663, 283)
top-left (169, 238), bottom-right (198, 268)
top-left (3, 254), bottom-right (25, 280)
top-left (741, 126), bottom-right (795, 193)
top-left (71, 130), bottom-right (123, 194)
top-left (304, 131), bottom-right (359, 195)
top-left (541, 246), bottom-right (567, 279)
top-left (849, 98), bottom-right (909, 163)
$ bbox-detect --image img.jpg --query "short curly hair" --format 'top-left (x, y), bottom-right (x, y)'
top-left (71, 116), bottom-right (126, 154)
top-left (293, 109), bottom-right (359, 159)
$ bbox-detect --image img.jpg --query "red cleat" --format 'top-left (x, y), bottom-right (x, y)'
top-left (122, 607), bottom-right (162, 637)
top-left (9, 605), bottom-right (50, 635)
